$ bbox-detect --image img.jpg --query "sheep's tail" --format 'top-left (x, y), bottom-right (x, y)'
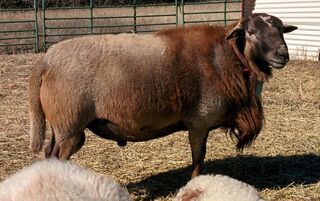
top-left (29, 58), bottom-right (47, 153)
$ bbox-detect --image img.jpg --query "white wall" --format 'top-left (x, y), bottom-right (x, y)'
top-left (254, 0), bottom-right (320, 60)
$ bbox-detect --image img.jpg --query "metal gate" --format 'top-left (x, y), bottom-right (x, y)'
top-left (0, 1), bottom-right (39, 53)
top-left (0, 0), bottom-right (242, 53)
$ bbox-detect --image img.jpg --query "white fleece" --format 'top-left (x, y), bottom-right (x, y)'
top-left (0, 159), bottom-right (131, 201)
top-left (175, 174), bottom-right (265, 201)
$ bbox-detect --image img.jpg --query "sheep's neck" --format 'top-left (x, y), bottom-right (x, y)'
top-left (230, 39), bottom-right (265, 97)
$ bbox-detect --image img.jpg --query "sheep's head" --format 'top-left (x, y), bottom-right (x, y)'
top-left (226, 13), bottom-right (297, 71)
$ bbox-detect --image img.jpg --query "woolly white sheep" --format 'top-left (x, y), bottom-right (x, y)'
top-left (0, 159), bottom-right (131, 201)
top-left (174, 174), bottom-right (265, 201)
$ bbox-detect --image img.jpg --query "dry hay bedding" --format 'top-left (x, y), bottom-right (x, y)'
top-left (0, 53), bottom-right (319, 201)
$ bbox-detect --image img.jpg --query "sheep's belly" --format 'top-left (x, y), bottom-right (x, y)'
top-left (87, 119), bottom-right (187, 142)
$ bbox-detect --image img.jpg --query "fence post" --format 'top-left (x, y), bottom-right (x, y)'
top-left (175, 0), bottom-right (178, 26)
top-left (34, 0), bottom-right (39, 52)
top-left (224, 0), bottom-right (227, 26)
top-left (181, 0), bottom-right (184, 26)
top-left (133, 0), bottom-right (137, 33)
top-left (42, 0), bottom-right (47, 51)
top-left (90, 0), bottom-right (93, 34)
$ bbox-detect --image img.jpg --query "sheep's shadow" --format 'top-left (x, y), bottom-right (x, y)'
top-left (126, 154), bottom-right (320, 200)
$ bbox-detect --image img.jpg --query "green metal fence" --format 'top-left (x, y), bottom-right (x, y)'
top-left (0, 1), bottom-right (39, 53)
top-left (41, 0), bottom-right (180, 51)
top-left (0, 0), bottom-right (242, 53)
top-left (181, 0), bottom-right (242, 26)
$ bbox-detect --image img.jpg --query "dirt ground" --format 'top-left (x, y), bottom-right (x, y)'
top-left (0, 53), bottom-right (319, 201)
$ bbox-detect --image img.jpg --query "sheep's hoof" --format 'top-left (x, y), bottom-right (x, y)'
top-left (117, 140), bottom-right (127, 146)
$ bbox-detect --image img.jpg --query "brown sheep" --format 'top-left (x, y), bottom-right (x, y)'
top-left (29, 13), bottom-right (297, 178)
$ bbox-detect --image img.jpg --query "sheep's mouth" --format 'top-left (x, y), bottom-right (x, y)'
top-left (269, 59), bottom-right (287, 69)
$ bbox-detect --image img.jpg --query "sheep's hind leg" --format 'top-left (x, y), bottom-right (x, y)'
top-left (49, 132), bottom-right (85, 160)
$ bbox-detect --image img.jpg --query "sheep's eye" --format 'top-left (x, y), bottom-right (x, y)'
top-left (247, 30), bottom-right (254, 36)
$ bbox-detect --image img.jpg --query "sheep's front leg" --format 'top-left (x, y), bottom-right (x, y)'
top-left (188, 129), bottom-right (209, 178)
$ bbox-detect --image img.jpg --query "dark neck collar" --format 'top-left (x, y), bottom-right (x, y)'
top-left (229, 39), bottom-right (251, 75)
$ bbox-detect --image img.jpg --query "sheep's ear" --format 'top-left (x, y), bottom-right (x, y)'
top-left (225, 17), bottom-right (248, 40)
top-left (283, 24), bottom-right (298, 33)
top-left (225, 27), bottom-right (245, 40)
top-left (179, 190), bottom-right (202, 201)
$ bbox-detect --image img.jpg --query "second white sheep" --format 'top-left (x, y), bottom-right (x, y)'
top-left (175, 174), bottom-right (265, 201)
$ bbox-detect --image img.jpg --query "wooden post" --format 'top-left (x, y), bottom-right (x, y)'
top-left (242, 0), bottom-right (256, 18)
